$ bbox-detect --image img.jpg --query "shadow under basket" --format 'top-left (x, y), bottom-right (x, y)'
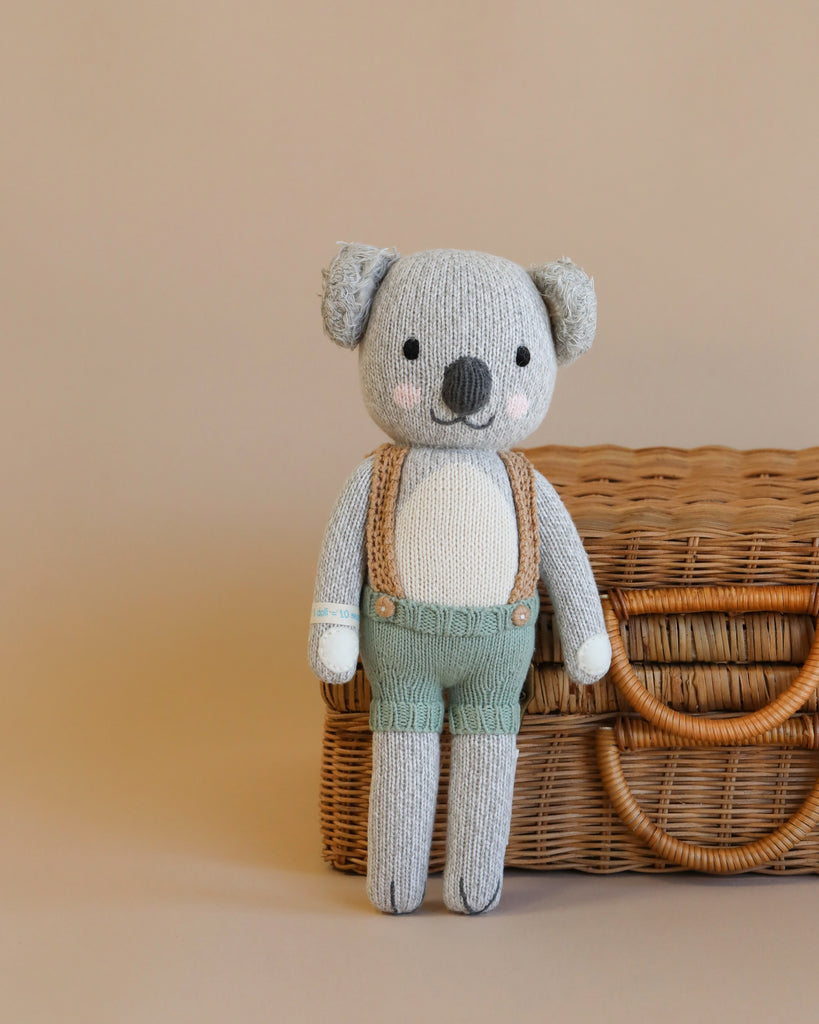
top-left (319, 445), bottom-right (819, 875)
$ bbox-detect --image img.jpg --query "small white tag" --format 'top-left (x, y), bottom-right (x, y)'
top-left (310, 602), bottom-right (360, 628)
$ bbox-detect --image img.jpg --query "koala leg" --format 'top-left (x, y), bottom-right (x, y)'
top-left (443, 733), bottom-right (518, 915)
top-left (367, 731), bottom-right (439, 915)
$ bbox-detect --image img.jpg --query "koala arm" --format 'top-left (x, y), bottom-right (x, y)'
top-left (533, 470), bottom-right (611, 685)
top-left (308, 456), bottom-right (374, 685)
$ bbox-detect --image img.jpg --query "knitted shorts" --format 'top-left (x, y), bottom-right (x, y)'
top-left (359, 584), bottom-right (538, 736)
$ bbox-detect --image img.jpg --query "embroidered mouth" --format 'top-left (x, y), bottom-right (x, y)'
top-left (431, 411), bottom-right (496, 431)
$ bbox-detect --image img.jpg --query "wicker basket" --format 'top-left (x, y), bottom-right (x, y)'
top-left (320, 446), bottom-right (819, 874)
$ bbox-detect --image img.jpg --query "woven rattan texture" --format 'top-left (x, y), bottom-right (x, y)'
top-left (321, 713), bottom-right (819, 875)
top-left (530, 445), bottom-right (819, 587)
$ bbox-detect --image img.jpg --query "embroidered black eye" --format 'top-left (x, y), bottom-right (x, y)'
top-left (516, 345), bottom-right (531, 367)
top-left (403, 337), bottom-right (419, 360)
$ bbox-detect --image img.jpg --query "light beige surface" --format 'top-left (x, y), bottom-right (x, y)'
top-left (2, 1), bottom-right (818, 1021)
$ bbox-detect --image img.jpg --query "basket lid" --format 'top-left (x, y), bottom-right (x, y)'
top-left (528, 446), bottom-right (819, 587)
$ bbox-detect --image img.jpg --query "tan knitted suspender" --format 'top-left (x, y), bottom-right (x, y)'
top-left (498, 449), bottom-right (540, 603)
top-left (366, 443), bottom-right (409, 598)
top-left (366, 444), bottom-right (540, 602)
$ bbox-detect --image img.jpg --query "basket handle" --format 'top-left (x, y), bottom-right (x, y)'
top-left (604, 585), bottom-right (819, 743)
top-left (596, 719), bottom-right (819, 871)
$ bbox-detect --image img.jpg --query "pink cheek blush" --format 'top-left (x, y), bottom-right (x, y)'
top-left (392, 382), bottom-right (422, 410)
top-left (506, 393), bottom-right (530, 420)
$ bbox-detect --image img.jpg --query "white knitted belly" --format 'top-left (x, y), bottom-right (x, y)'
top-left (394, 463), bottom-right (518, 606)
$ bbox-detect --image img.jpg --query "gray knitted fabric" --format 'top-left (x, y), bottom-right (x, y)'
top-left (357, 250), bottom-right (560, 451)
top-left (528, 259), bottom-right (597, 366)
top-left (310, 244), bottom-right (610, 914)
top-left (443, 734), bottom-right (518, 915)
top-left (533, 469), bottom-right (606, 685)
top-left (368, 731), bottom-right (439, 914)
top-left (321, 244), bottom-right (399, 348)
top-left (309, 456), bottom-right (373, 686)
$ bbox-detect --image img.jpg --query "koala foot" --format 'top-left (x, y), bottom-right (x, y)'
top-left (378, 878), bottom-right (427, 917)
top-left (443, 733), bottom-right (517, 916)
top-left (458, 875), bottom-right (502, 916)
top-left (367, 731), bottom-right (439, 915)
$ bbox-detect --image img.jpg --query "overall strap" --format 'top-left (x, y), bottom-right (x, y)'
top-left (499, 450), bottom-right (541, 603)
top-left (366, 443), bottom-right (409, 598)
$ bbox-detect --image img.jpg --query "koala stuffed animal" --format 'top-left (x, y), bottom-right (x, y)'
top-left (309, 245), bottom-right (610, 915)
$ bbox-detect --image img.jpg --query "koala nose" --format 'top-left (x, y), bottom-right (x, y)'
top-left (441, 357), bottom-right (492, 416)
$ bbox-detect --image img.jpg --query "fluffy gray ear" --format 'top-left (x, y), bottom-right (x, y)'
top-left (528, 258), bottom-right (597, 366)
top-left (321, 242), bottom-right (399, 348)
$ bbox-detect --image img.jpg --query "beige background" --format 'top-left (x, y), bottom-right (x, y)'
top-left (2, 1), bottom-right (818, 1021)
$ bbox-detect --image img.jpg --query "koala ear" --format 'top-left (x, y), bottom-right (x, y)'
top-left (321, 242), bottom-right (399, 349)
top-left (528, 258), bottom-right (597, 366)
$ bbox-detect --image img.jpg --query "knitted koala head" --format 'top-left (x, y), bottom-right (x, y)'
top-left (322, 244), bottom-right (597, 449)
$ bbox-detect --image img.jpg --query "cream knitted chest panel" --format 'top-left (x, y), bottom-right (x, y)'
top-left (392, 448), bottom-right (519, 607)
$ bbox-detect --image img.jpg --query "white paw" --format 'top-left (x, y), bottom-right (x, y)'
top-left (318, 626), bottom-right (359, 677)
top-left (576, 632), bottom-right (611, 681)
